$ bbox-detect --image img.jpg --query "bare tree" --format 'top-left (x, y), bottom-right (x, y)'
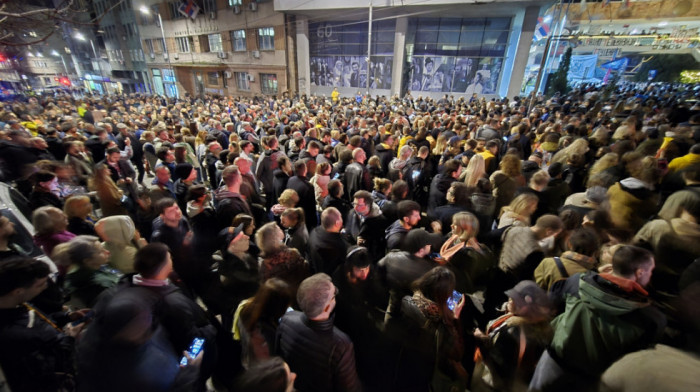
top-left (0, 0), bottom-right (123, 47)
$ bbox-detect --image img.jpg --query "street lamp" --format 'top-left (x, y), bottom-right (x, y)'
top-left (75, 32), bottom-right (106, 94)
top-left (140, 5), bottom-right (176, 97)
top-left (51, 50), bottom-right (69, 75)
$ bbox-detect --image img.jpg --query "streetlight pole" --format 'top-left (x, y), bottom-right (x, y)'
top-left (51, 50), bottom-right (69, 75)
top-left (89, 39), bottom-right (106, 94)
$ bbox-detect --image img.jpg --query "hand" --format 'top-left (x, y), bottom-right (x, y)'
top-left (125, 137), bottom-right (131, 146)
top-left (357, 236), bottom-right (366, 246)
top-left (474, 327), bottom-right (487, 339)
top-left (68, 308), bottom-right (91, 321)
top-left (180, 349), bottom-right (204, 368)
top-left (453, 294), bottom-right (465, 319)
top-left (183, 231), bottom-right (194, 246)
top-left (63, 322), bottom-right (85, 338)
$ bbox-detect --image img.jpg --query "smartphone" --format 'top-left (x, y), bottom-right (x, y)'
top-left (446, 290), bottom-right (462, 311)
top-left (333, 172), bottom-right (340, 180)
top-left (71, 310), bottom-right (95, 326)
top-left (179, 337), bottom-right (205, 366)
top-left (429, 252), bottom-right (442, 260)
top-left (412, 170), bottom-right (420, 181)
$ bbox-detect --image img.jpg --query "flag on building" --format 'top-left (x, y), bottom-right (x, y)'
top-left (178, 0), bottom-right (200, 20)
top-left (534, 17), bottom-right (550, 41)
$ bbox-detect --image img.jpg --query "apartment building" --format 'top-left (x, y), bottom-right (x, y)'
top-left (139, 0), bottom-right (292, 98)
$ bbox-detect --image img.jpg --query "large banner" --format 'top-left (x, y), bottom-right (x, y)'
top-left (409, 56), bottom-right (503, 94)
top-left (310, 56), bottom-right (393, 89)
top-left (568, 54), bottom-right (598, 81)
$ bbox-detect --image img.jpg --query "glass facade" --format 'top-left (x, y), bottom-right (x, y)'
top-left (309, 20), bottom-right (396, 89)
top-left (406, 17), bottom-right (511, 94)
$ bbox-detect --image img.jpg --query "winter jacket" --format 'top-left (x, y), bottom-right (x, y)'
top-left (531, 272), bottom-right (666, 391)
top-left (255, 149), bottom-right (284, 196)
top-left (490, 171), bottom-right (517, 215)
top-left (344, 203), bottom-right (389, 262)
top-left (308, 227), bottom-right (350, 275)
top-left (427, 174), bottom-right (456, 216)
top-left (607, 178), bottom-right (659, 233)
top-left (447, 245), bottom-right (497, 294)
top-left (272, 168), bottom-right (290, 206)
top-left (186, 201), bottom-right (220, 258)
top-left (534, 251), bottom-right (597, 291)
top-left (287, 175), bottom-right (319, 231)
top-left (374, 143), bottom-right (395, 177)
top-left (215, 189), bottom-right (252, 231)
top-left (377, 250), bottom-right (437, 319)
top-left (63, 266), bottom-right (121, 308)
top-left (344, 162), bottom-right (371, 201)
top-left (276, 311), bottom-right (361, 392)
top-left (385, 220), bottom-right (409, 251)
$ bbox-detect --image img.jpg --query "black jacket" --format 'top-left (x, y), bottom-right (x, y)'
top-left (276, 311), bottom-right (361, 392)
top-left (374, 144), bottom-right (395, 177)
top-left (256, 149), bottom-right (284, 195)
top-left (344, 162), bottom-right (371, 201)
top-left (344, 204), bottom-right (389, 263)
top-left (272, 169), bottom-right (290, 206)
top-left (309, 227), bottom-right (350, 275)
top-left (377, 250), bottom-right (437, 318)
top-left (427, 174), bottom-right (456, 216)
top-left (287, 175), bottom-right (319, 231)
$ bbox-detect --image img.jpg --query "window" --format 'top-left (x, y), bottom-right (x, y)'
top-left (208, 34), bottom-right (223, 52)
top-left (207, 71), bottom-right (219, 85)
top-left (231, 30), bottom-right (246, 52)
top-left (235, 72), bottom-right (249, 90)
top-left (260, 73), bottom-right (277, 94)
top-left (258, 27), bottom-right (274, 51)
top-left (158, 38), bottom-right (166, 53)
top-left (203, 0), bottom-right (217, 12)
top-left (229, 0), bottom-right (242, 5)
top-left (176, 37), bottom-right (191, 53)
top-left (145, 39), bottom-right (155, 54)
top-left (169, 1), bottom-right (185, 19)
top-left (152, 5), bottom-right (161, 26)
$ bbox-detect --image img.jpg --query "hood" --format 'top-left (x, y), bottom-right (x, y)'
top-left (670, 217), bottom-right (700, 239)
top-left (375, 143), bottom-right (390, 152)
top-left (385, 219), bottom-right (408, 237)
top-left (620, 177), bottom-right (653, 190)
top-left (389, 158), bottom-right (407, 171)
top-left (577, 273), bottom-right (649, 316)
top-left (186, 200), bottom-right (213, 218)
top-left (98, 215), bottom-right (135, 245)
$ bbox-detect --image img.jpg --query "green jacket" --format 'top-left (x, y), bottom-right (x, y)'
top-left (549, 272), bottom-right (665, 377)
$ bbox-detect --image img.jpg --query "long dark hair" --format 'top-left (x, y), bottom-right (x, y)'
top-left (413, 266), bottom-right (456, 323)
top-left (241, 278), bottom-right (292, 332)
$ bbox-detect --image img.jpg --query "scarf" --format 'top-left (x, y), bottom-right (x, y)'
top-left (440, 235), bottom-right (465, 261)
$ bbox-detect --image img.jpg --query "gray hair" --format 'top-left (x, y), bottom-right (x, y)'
top-left (297, 273), bottom-right (334, 318)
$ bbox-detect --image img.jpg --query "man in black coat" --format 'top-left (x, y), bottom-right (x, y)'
top-left (256, 136), bottom-right (285, 210)
top-left (344, 190), bottom-right (389, 263)
top-left (287, 160), bottom-right (319, 232)
top-left (427, 159), bottom-right (461, 216)
top-left (214, 166), bottom-right (252, 230)
top-left (344, 148), bottom-right (372, 201)
top-left (309, 207), bottom-right (350, 275)
top-left (374, 133), bottom-right (395, 177)
top-left (276, 273), bottom-right (362, 392)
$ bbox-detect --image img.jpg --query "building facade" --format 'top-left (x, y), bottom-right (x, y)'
top-left (277, 0), bottom-right (549, 100)
top-left (139, 0), bottom-right (292, 98)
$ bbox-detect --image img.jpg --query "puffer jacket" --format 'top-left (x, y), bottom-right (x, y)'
top-left (607, 178), bottom-right (659, 233)
top-left (275, 311), bottom-right (361, 392)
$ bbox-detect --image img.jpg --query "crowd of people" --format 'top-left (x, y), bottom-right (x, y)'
top-left (0, 82), bottom-right (699, 392)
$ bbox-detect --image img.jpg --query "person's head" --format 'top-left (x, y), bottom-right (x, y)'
top-left (507, 193), bottom-right (539, 218)
top-left (106, 147), bottom-right (121, 164)
top-left (243, 278), bottom-right (292, 331)
top-left (345, 246), bottom-right (371, 282)
top-left (373, 177), bottom-right (392, 196)
top-left (413, 266), bottom-right (455, 317)
top-left (500, 154), bottom-right (522, 178)
top-left (32, 170), bottom-right (57, 192)
top-left (566, 228), bottom-right (600, 257)
top-left (236, 357), bottom-right (296, 392)
top-left (278, 189), bottom-right (299, 208)
top-left (280, 207), bottom-right (304, 229)
top-left (256, 222), bottom-right (285, 256)
top-left (222, 165), bottom-right (242, 189)
top-left (133, 243), bottom-right (172, 279)
top-left (398, 200), bottom-right (421, 228)
top-left (0, 215), bottom-right (15, 240)
top-left (154, 165), bottom-right (171, 184)
top-left (353, 190), bottom-right (373, 217)
top-left (155, 198), bottom-right (182, 227)
top-left (504, 280), bottom-right (552, 321)
top-left (529, 170), bottom-right (550, 191)
top-left (293, 160), bottom-right (307, 178)
top-left (352, 148), bottom-right (366, 164)
top-left (443, 159), bottom-right (461, 179)
top-left (174, 163), bottom-right (196, 183)
top-left (532, 214), bottom-right (563, 240)
top-left (232, 214), bottom-right (256, 236)
top-left (327, 179), bottom-right (344, 198)
top-left (0, 257), bottom-right (50, 305)
top-left (611, 245), bottom-right (655, 287)
top-left (451, 212), bottom-right (479, 242)
top-left (391, 180), bottom-right (409, 201)
top-left (404, 228), bottom-right (432, 256)
top-left (32, 206), bottom-right (68, 235)
top-left (51, 235), bottom-right (109, 270)
top-left (63, 195), bottom-right (93, 219)
top-left (297, 273), bottom-right (337, 320)
top-left (321, 207), bottom-right (343, 233)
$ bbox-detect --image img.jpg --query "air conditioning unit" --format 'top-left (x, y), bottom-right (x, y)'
top-left (163, 52), bottom-right (168, 60)
top-left (217, 51), bottom-right (228, 59)
top-left (209, 11), bottom-right (216, 19)
top-left (252, 50), bottom-right (260, 59)
top-left (149, 52), bottom-right (155, 59)
top-left (247, 74), bottom-right (255, 82)
top-left (249, 2), bottom-right (258, 11)
top-left (224, 70), bottom-right (232, 79)
top-left (233, 5), bottom-right (241, 14)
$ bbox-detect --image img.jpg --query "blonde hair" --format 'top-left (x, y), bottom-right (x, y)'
top-left (451, 212), bottom-right (480, 242)
top-left (432, 134), bottom-right (448, 156)
top-left (463, 154), bottom-right (486, 188)
top-left (502, 193), bottom-right (539, 217)
top-left (278, 189), bottom-right (299, 207)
